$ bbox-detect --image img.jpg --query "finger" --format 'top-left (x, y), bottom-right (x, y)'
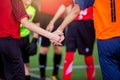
top-left (59, 36), bottom-right (64, 43)
top-left (50, 40), bottom-right (62, 46)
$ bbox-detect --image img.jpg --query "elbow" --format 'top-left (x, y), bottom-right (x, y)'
top-left (20, 17), bottom-right (30, 28)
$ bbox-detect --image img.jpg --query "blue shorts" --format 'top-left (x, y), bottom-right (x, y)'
top-left (66, 20), bottom-right (95, 55)
top-left (97, 37), bottom-right (120, 80)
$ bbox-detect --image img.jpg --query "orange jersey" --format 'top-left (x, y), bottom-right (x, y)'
top-left (40, 0), bottom-right (62, 15)
top-left (93, 0), bottom-right (120, 39)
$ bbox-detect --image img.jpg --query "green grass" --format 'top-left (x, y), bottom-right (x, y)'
top-left (30, 42), bottom-right (102, 80)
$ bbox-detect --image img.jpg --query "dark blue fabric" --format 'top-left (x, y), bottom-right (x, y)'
top-left (0, 37), bottom-right (25, 80)
top-left (97, 37), bottom-right (120, 80)
top-left (75, 0), bottom-right (94, 10)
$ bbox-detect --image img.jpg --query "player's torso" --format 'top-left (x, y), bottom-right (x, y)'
top-left (0, 0), bottom-right (20, 39)
top-left (75, 6), bottom-right (93, 20)
top-left (93, 0), bottom-right (120, 39)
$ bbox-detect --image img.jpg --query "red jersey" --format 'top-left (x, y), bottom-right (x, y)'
top-left (75, 6), bottom-right (93, 20)
top-left (0, 0), bottom-right (28, 39)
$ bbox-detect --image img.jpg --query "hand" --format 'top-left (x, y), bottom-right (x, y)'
top-left (53, 30), bottom-right (64, 43)
top-left (46, 22), bottom-right (54, 32)
top-left (50, 30), bottom-right (64, 45)
top-left (25, 38), bottom-right (38, 56)
top-left (48, 32), bottom-right (62, 45)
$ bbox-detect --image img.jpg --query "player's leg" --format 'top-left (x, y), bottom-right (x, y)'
top-left (38, 12), bottom-right (53, 80)
top-left (0, 37), bottom-right (25, 80)
top-left (77, 20), bottom-right (95, 80)
top-left (97, 37), bottom-right (120, 80)
top-left (63, 22), bottom-right (77, 80)
top-left (51, 45), bottom-right (62, 80)
top-left (39, 36), bottom-right (50, 80)
top-left (20, 35), bottom-right (31, 80)
top-left (49, 16), bottom-right (64, 80)
top-left (0, 55), bottom-right (5, 80)
top-left (84, 55), bottom-right (95, 80)
top-left (24, 63), bottom-right (30, 80)
top-left (22, 54), bottom-right (30, 80)
top-left (63, 52), bottom-right (74, 80)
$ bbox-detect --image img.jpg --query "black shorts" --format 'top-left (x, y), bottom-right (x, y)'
top-left (66, 20), bottom-right (95, 55)
top-left (0, 37), bottom-right (24, 80)
top-left (38, 12), bottom-right (64, 47)
top-left (0, 55), bottom-right (5, 79)
top-left (20, 35), bottom-right (30, 63)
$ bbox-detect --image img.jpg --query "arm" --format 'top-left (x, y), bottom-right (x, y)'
top-left (56, 4), bottom-right (80, 32)
top-left (26, 23), bottom-right (39, 56)
top-left (46, 4), bottom-right (66, 32)
top-left (20, 17), bottom-right (60, 41)
top-left (56, 0), bottom-right (94, 32)
top-left (11, 0), bottom-right (61, 44)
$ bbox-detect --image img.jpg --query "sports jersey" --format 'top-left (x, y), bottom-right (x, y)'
top-left (75, 6), bottom-right (93, 20)
top-left (75, 0), bottom-right (120, 39)
top-left (61, 0), bottom-right (93, 20)
top-left (20, 5), bottom-right (36, 37)
top-left (0, 0), bottom-right (28, 39)
top-left (93, 0), bottom-right (120, 39)
top-left (40, 0), bottom-right (62, 15)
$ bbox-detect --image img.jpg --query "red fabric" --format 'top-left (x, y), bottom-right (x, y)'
top-left (63, 52), bottom-right (74, 80)
top-left (75, 6), bottom-right (93, 20)
top-left (11, 0), bottom-right (28, 22)
top-left (84, 55), bottom-right (95, 80)
top-left (0, 0), bottom-right (28, 39)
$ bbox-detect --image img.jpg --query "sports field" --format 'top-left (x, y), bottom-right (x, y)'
top-left (30, 41), bottom-right (102, 80)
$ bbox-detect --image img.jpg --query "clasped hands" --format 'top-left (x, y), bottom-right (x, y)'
top-left (46, 22), bottom-right (64, 45)
top-left (50, 30), bottom-right (64, 45)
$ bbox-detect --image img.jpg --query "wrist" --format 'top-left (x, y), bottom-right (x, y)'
top-left (56, 29), bottom-right (63, 33)
top-left (49, 21), bottom-right (54, 25)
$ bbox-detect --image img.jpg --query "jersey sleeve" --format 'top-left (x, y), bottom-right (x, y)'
top-left (74, 0), bottom-right (94, 10)
top-left (10, 0), bottom-right (29, 22)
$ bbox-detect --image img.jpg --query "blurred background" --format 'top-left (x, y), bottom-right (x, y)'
top-left (29, 0), bottom-right (102, 80)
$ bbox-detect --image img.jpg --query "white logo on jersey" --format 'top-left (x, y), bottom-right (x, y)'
top-left (79, 9), bottom-right (88, 19)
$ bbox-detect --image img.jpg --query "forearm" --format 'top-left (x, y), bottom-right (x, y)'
top-left (33, 23), bottom-right (40, 39)
top-left (50, 4), bottom-right (66, 24)
top-left (57, 4), bottom-right (80, 31)
top-left (21, 18), bottom-right (53, 39)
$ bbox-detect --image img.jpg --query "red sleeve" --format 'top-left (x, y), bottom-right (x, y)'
top-left (10, 0), bottom-right (29, 22)
top-left (61, 0), bottom-right (72, 7)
